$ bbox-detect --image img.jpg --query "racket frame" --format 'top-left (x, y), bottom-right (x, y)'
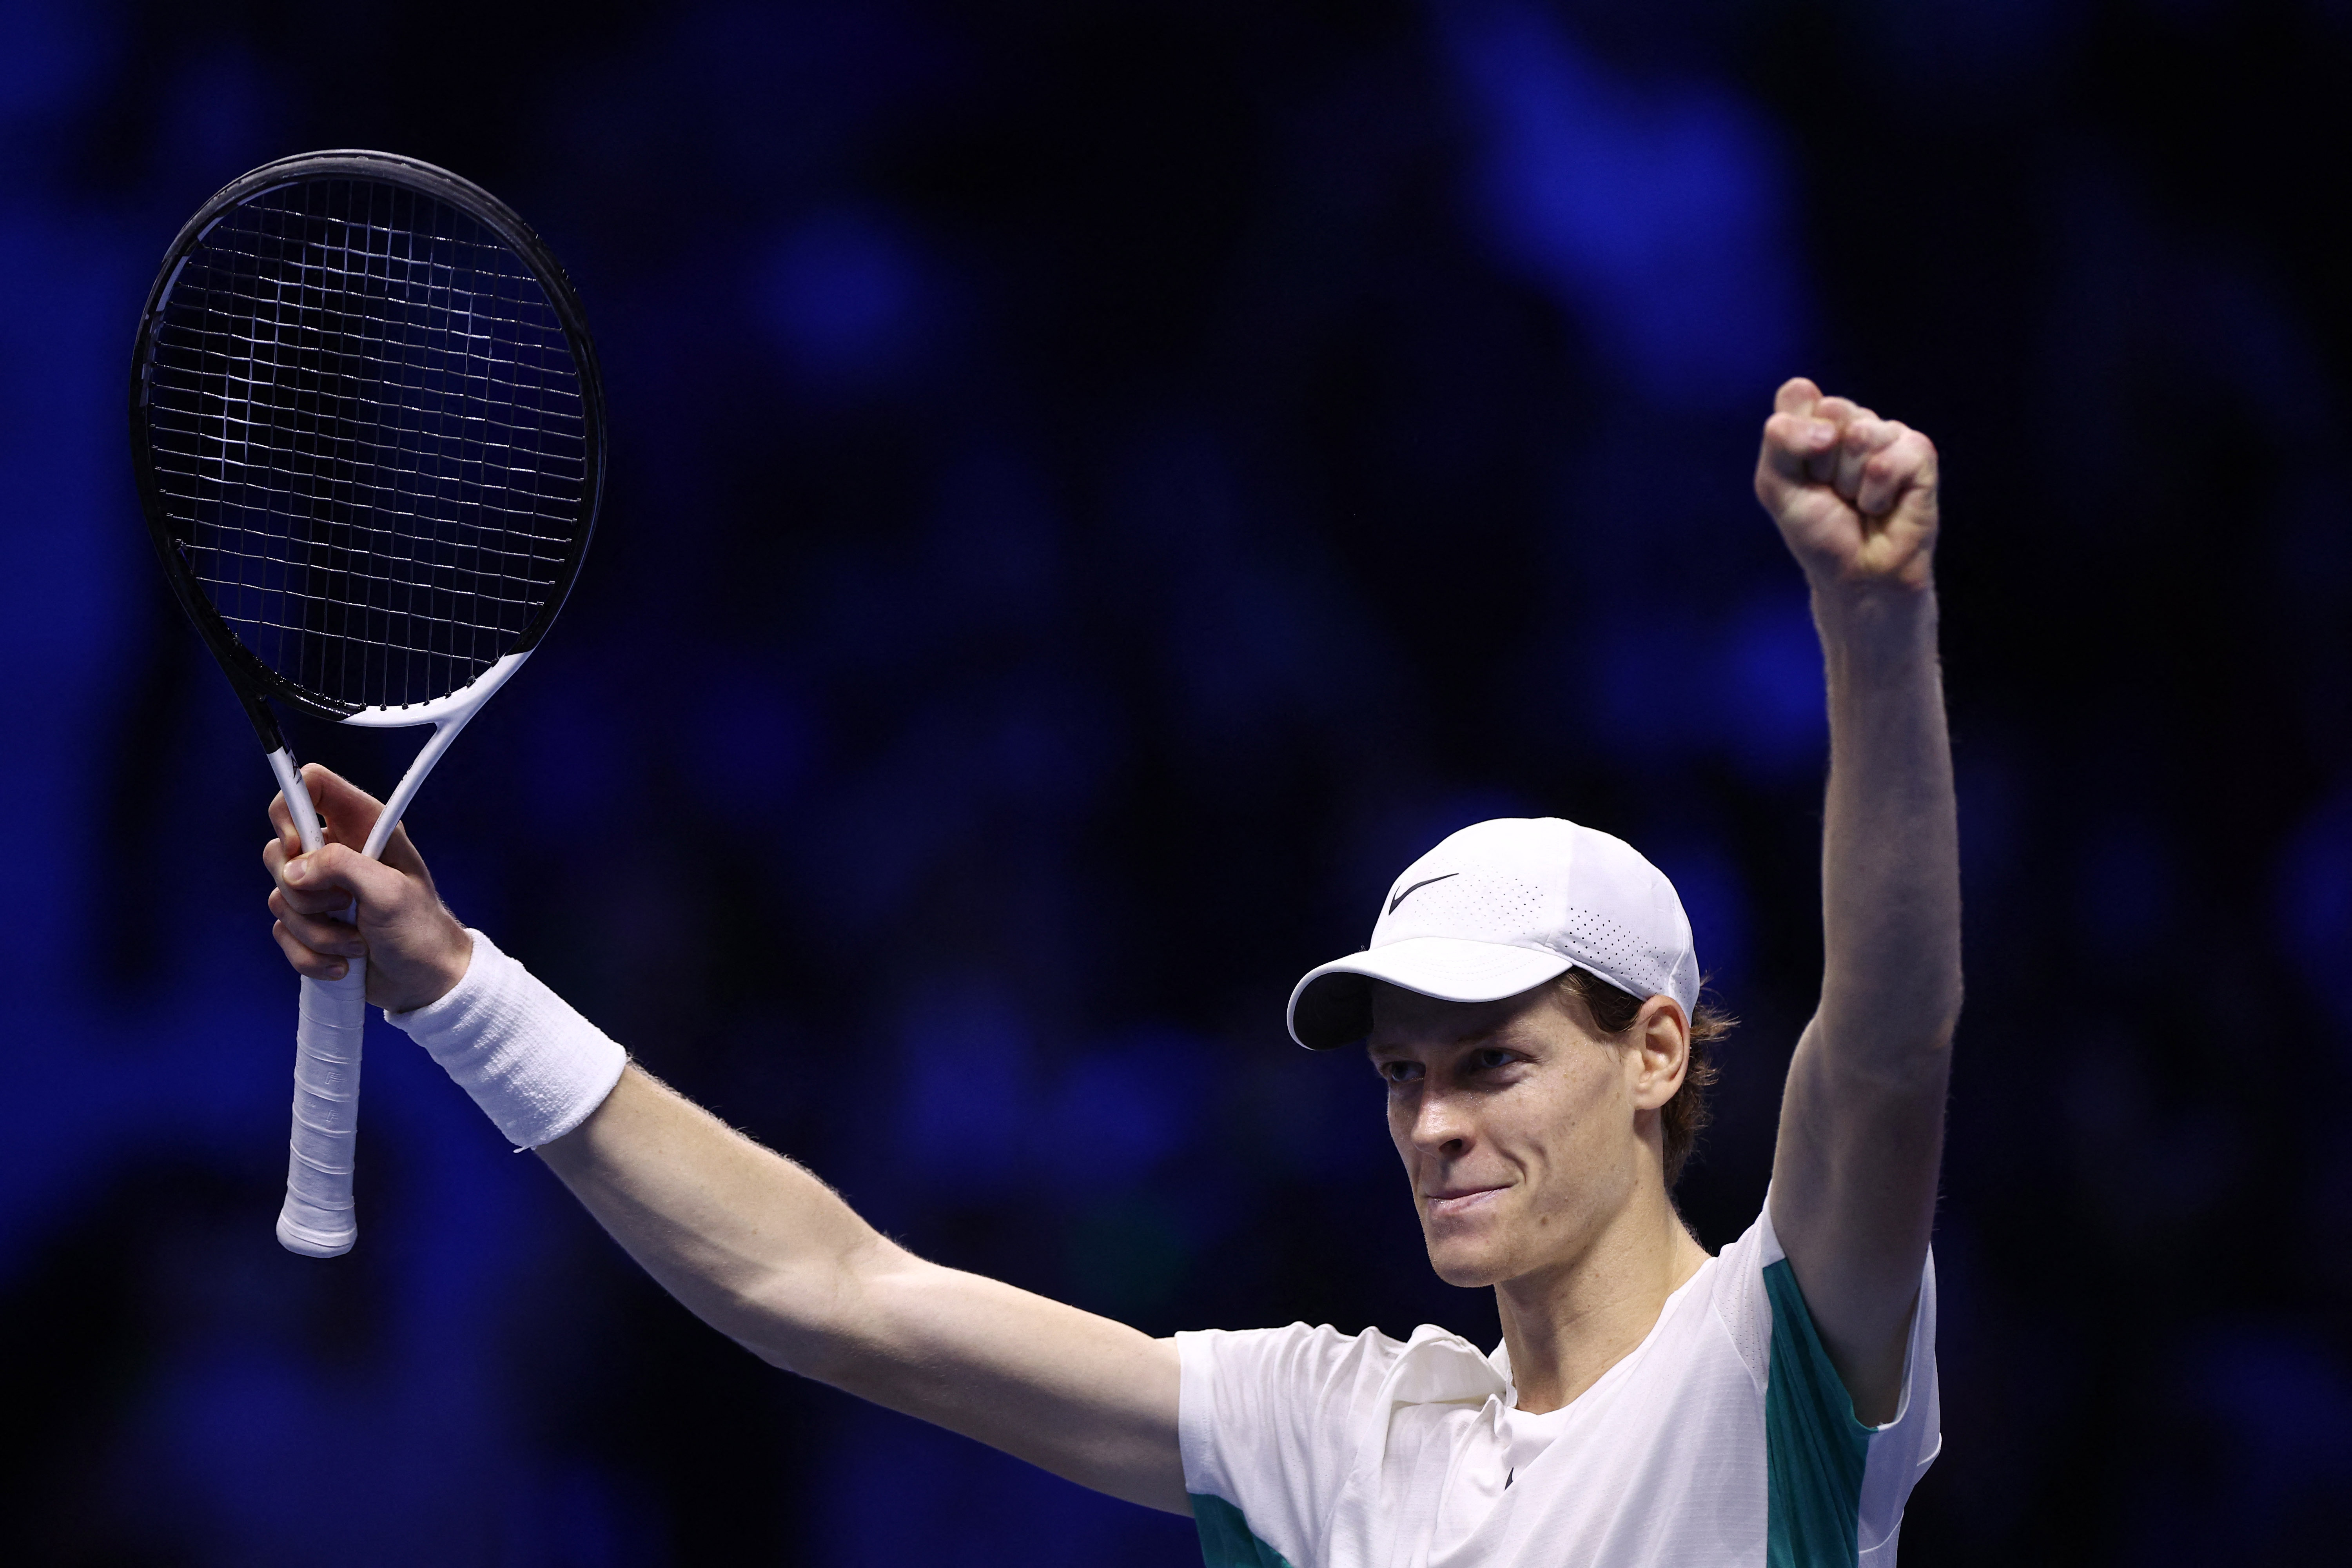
top-left (127, 149), bottom-right (606, 1258)
top-left (130, 148), bottom-right (607, 742)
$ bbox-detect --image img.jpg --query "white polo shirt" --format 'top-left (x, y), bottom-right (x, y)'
top-left (1176, 1200), bottom-right (1938, 1567)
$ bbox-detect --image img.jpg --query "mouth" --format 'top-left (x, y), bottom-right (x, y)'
top-left (1423, 1185), bottom-right (1506, 1219)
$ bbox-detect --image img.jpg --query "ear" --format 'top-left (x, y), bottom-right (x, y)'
top-left (1626, 997), bottom-right (1691, 1111)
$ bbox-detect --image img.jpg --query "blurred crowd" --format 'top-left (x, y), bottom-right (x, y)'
top-left (3, 2), bottom-right (2348, 1562)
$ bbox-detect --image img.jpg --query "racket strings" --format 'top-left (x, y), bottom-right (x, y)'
top-left (143, 176), bottom-right (588, 711)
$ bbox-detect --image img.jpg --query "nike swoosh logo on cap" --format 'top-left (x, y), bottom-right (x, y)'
top-left (1388, 872), bottom-right (1459, 915)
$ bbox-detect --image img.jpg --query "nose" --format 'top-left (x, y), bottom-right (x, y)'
top-left (1410, 1084), bottom-right (1470, 1158)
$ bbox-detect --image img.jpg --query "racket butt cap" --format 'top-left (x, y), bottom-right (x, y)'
top-left (276, 1210), bottom-right (356, 1259)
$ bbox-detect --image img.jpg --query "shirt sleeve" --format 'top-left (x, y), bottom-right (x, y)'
top-left (1738, 1195), bottom-right (1941, 1566)
top-left (1176, 1322), bottom-right (1405, 1568)
top-left (1856, 1247), bottom-right (1939, 1561)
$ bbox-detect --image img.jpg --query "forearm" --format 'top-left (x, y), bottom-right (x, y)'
top-left (1812, 582), bottom-right (1962, 1069)
top-left (537, 1065), bottom-right (891, 1375)
top-left (379, 929), bottom-right (884, 1368)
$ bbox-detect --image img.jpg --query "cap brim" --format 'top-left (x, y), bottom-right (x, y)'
top-left (1285, 937), bottom-right (1573, 1049)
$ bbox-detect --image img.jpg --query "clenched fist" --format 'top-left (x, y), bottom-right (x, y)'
top-left (1755, 377), bottom-right (1939, 596)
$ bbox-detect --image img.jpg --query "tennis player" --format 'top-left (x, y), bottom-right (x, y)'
top-left (266, 376), bottom-right (1958, 1566)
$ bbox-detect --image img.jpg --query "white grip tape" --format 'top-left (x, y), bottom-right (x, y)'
top-left (276, 962), bottom-right (369, 1258)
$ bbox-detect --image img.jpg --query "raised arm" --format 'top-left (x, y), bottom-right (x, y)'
top-left (1753, 378), bottom-right (1962, 1424)
top-left (263, 767), bottom-right (1185, 1512)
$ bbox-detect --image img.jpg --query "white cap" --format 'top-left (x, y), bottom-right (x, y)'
top-left (1286, 817), bottom-right (1700, 1049)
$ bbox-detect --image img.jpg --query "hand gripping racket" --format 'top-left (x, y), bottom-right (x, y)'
top-left (129, 151), bottom-right (606, 1258)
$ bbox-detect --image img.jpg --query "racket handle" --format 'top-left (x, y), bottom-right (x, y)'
top-left (276, 961), bottom-right (369, 1258)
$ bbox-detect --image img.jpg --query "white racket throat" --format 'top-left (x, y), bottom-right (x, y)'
top-left (266, 649), bottom-right (532, 1259)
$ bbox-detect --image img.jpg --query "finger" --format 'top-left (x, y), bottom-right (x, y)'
top-left (1801, 398), bottom-right (1865, 483)
top-left (283, 840), bottom-right (411, 914)
top-left (299, 763), bottom-right (389, 851)
top-left (263, 833), bottom-right (296, 893)
top-left (1773, 376), bottom-right (1823, 416)
top-left (1857, 426), bottom-right (1937, 517)
top-left (1833, 416), bottom-right (1904, 503)
top-left (276, 877), bottom-right (362, 920)
top-left (269, 794), bottom-right (304, 858)
top-left (272, 920), bottom-right (352, 982)
top-left (269, 888), bottom-right (366, 955)
top-left (263, 835), bottom-right (347, 916)
top-left (1756, 411), bottom-right (1838, 510)
top-left (1760, 410), bottom-right (1838, 468)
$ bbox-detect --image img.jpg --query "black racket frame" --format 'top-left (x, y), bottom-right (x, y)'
top-left (128, 149), bottom-right (608, 750)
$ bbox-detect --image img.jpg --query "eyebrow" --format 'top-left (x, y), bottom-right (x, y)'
top-left (1365, 1026), bottom-right (1504, 1060)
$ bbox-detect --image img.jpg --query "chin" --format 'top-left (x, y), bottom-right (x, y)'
top-left (1423, 1234), bottom-right (1512, 1290)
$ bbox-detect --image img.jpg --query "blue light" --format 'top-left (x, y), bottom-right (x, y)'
top-left (1652, 842), bottom-right (1749, 987)
top-left (0, 0), bottom-right (111, 122)
top-left (1040, 1031), bottom-right (1196, 1186)
top-left (1442, 0), bottom-right (1806, 408)
top-left (896, 985), bottom-right (1036, 1188)
top-left (2280, 791), bottom-right (2352, 1027)
top-left (758, 211), bottom-right (931, 390)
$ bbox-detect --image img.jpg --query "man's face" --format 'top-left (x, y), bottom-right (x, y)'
top-left (1367, 980), bottom-right (1663, 1289)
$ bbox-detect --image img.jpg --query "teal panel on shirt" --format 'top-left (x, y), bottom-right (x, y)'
top-left (1763, 1257), bottom-right (1874, 1568)
top-left (1191, 1494), bottom-right (1298, 1568)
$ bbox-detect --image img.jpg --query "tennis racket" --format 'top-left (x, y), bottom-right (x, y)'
top-left (129, 150), bottom-right (606, 1258)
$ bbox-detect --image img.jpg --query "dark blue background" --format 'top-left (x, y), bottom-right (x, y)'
top-left (4, 1), bottom-right (2350, 1561)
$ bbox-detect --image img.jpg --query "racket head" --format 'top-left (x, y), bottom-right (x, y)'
top-left (129, 149), bottom-right (606, 735)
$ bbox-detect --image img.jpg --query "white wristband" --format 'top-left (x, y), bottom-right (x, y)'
top-left (385, 928), bottom-right (628, 1149)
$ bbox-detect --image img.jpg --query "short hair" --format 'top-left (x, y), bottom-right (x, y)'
top-left (1553, 967), bottom-right (1733, 1187)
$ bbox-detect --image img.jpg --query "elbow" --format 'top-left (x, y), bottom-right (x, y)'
top-left (1813, 985), bottom-right (1960, 1091)
top-left (1890, 965), bottom-right (1964, 1058)
top-left (733, 1235), bottom-right (909, 1385)
top-left (717, 1282), bottom-right (850, 1380)
top-left (1902, 997), bottom-right (1962, 1085)
top-left (673, 1269), bottom-right (815, 1373)
top-left (722, 1296), bottom-right (808, 1372)
top-left (1909, 984), bottom-right (1961, 1057)
top-left (1931, 974), bottom-right (1964, 1052)
top-left (1894, 988), bottom-right (1962, 1074)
